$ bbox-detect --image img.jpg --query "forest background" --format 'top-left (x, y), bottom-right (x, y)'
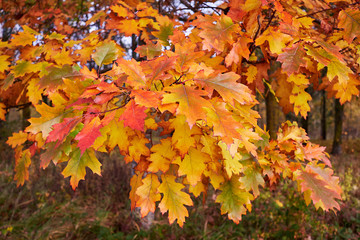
top-left (0, 0), bottom-right (359, 239)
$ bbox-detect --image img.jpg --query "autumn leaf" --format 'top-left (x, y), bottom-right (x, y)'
top-left (338, 9), bottom-right (360, 43)
top-left (255, 28), bottom-right (292, 54)
top-left (136, 173), bottom-right (161, 217)
top-left (289, 85), bottom-right (312, 118)
top-left (131, 89), bottom-right (161, 108)
top-left (219, 141), bottom-right (243, 178)
top-left (38, 65), bottom-right (83, 90)
top-left (75, 117), bottom-right (102, 154)
top-left (169, 115), bottom-right (196, 156)
top-left (225, 36), bottom-right (252, 66)
top-left (128, 135), bottom-right (150, 163)
top-left (0, 102), bottom-right (6, 120)
top-left (148, 138), bottom-right (176, 173)
top-left (277, 44), bottom-right (306, 75)
top-left (46, 117), bottom-right (81, 144)
top-left (158, 174), bottom-right (193, 227)
top-left (195, 72), bottom-right (254, 106)
top-left (0, 55), bottom-right (10, 72)
top-left (297, 165), bottom-right (341, 211)
top-left (92, 41), bottom-right (119, 67)
top-left (119, 100), bottom-right (147, 131)
top-left (198, 15), bottom-right (239, 53)
top-left (6, 131), bottom-right (28, 148)
top-left (178, 147), bottom-right (208, 186)
top-left (14, 148), bottom-right (32, 186)
top-left (136, 41), bottom-right (162, 59)
top-left (26, 103), bottom-right (64, 138)
top-left (129, 172), bottom-right (144, 210)
top-left (107, 120), bottom-right (129, 152)
top-left (117, 58), bottom-right (147, 89)
top-left (11, 26), bottom-right (37, 47)
top-left (239, 166), bottom-right (265, 197)
top-left (62, 148), bottom-right (102, 190)
top-left (205, 100), bottom-right (241, 145)
top-left (162, 85), bottom-right (212, 127)
top-left (216, 175), bottom-right (254, 224)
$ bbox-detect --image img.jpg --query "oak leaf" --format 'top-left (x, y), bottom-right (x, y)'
top-left (195, 72), bottom-right (254, 106)
top-left (75, 117), bottom-right (102, 154)
top-left (136, 173), bottom-right (161, 217)
top-left (178, 147), bottom-right (208, 186)
top-left (14, 148), bottom-right (32, 186)
top-left (158, 174), bottom-right (193, 227)
top-left (277, 44), bottom-right (306, 75)
top-left (92, 41), bottom-right (119, 67)
top-left (6, 131), bottom-right (28, 148)
top-left (148, 138), bottom-right (176, 173)
top-left (119, 100), bottom-right (147, 131)
top-left (162, 85), bottom-right (212, 127)
top-left (338, 9), bottom-right (360, 43)
top-left (297, 165), bottom-right (341, 211)
top-left (62, 148), bottom-right (102, 190)
top-left (216, 176), bottom-right (254, 224)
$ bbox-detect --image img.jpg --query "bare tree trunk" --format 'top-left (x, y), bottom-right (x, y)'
top-left (331, 99), bottom-right (343, 155)
top-left (321, 90), bottom-right (327, 140)
top-left (300, 116), bottom-right (308, 133)
top-left (22, 106), bottom-right (31, 130)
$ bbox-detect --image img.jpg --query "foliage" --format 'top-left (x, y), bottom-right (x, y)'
top-left (1, 0), bottom-right (358, 226)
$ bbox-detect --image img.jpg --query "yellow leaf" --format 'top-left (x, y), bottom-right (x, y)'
top-left (0, 55), bottom-right (10, 72)
top-left (11, 26), bottom-right (37, 47)
top-left (148, 138), bottom-right (176, 173)
top-left (219, 141), bottom-right (243, 178)
top-left (129, 135), bottom-right (150, 163)
top-left (26, 103), bottom-right (65, 138)
top-left (255, 28), bottom-right (292, 54)
top-left (289, 85), bottom-right (312, 118)
top-left (6, 131), bottom-right (28, 148)
top-left (245, 65), bottom-right (257, 84)
top-left (327, 60), bottom-right (352, 85)
top-left (107, 120), bottom-right (129, 152)
top-left (169, 115), bottom-right (196, 156)
top-left (62, 148), bottom-right (102, 190)
top-left (178, 147), bottom-right (208, 186)
top-left (136, 173), bottom-right (161, 217)
top-left (158, 174), bottom-right (193, 227)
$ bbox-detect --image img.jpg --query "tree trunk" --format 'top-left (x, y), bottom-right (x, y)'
top-left (22, 106), bottom-right (31, 130)
top-left (321, 90), bottom-right (327, 140)
top-left (300, 116), bottom-right (308, 133)
top-left (331, 99), bottom-right (343, 155)
top-left (265, 85), bottom-right (278, 140)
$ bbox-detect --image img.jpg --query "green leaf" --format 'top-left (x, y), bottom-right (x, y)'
top-left (216, 175), bottom-right (254, 224)
top-left (92, 41), bottom-right (119, 67)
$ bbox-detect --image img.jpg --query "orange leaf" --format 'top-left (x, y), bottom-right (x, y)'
top-left (136, 173), bottom-right (161, 217)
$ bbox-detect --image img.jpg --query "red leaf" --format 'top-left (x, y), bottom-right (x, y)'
top-left (119, 100), bottom-right (147, 131)
top-left (46, 117), bottom-right (81, 144)
top-left (75, 117), bottom-right (102, 154)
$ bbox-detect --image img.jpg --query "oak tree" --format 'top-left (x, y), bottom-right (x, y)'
top-left (1, 0), bottom-right (358, 227)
